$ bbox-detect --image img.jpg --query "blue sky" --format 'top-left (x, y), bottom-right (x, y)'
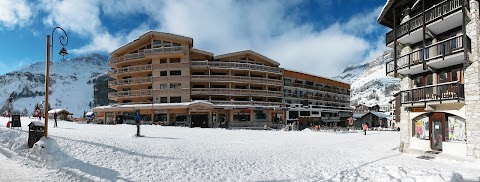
top-left (0, 0), bottom-right (388, 77)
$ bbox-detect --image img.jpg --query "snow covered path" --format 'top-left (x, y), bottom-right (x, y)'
top-left (1, 117), bottom-right (480, 181)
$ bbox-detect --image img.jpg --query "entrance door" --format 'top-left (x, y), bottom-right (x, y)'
top-left (431, 120), bottom-right (443, 151)
top-left (191, 114), bottom-right (209, 128)
top-left (117, 115), bottom-right (123, 124)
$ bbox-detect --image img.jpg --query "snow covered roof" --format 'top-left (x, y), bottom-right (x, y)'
top-left (214, 50), bottom-right (280, 66)
top-left (370, 111), bottom-right (390, 119)
top-left (85, 112), bottom-right (95, 116)
top-left (378, 0), bottom-right (393, 23)
top-left (48, 109), bottom-right (68, 114)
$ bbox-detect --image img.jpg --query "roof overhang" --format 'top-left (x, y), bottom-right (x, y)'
top-left (378, 0), bottom-right (416, 28)
top-left (111, 31), bottom-right (194, 56)
top-left (214, 50), bottom-right (280, 67)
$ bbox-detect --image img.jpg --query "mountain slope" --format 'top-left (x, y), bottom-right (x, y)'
top-left (335, 49), bottom-right (400, 107)
top-left (0, 53), bottom-right (110, 117)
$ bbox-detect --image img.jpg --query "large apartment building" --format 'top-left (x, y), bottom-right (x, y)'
top-left (378, 0), bottom-right (480, 158)
top-left (93, 31), bottom-right (351, 129)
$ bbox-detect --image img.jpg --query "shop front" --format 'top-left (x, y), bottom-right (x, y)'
top-left (411, 112), bottom-right (466, 156)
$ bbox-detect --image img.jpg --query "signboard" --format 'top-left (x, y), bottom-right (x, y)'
top-left (154, 110), bottom-right (168, 114)
top-left (11, 115), bottom-right (21, 128)
top-left (411, 107), bottom-right (425, 112)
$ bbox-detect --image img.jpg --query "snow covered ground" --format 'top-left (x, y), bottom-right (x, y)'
top-left (1, 117), bottom-right (479, 181)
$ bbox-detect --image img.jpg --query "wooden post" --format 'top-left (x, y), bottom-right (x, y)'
top-left (45, 35), bottom-right (50, 138)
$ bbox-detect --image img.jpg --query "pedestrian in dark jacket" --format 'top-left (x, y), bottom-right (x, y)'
top-left (54, 112), bottom-right (58, 128)
top-left (135, 111), bottom-right (141, 137)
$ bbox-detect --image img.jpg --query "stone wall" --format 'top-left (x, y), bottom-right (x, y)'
top-left (399, 76), bottom-right (412, 151)
top-left (464, 0), bottom-right (480, 159)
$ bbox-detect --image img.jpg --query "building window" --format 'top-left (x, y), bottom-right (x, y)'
top-left (426, 74), bottom-right (433, 85)
top-left (438, 72), bottom-right (448, 83)
top-left (413, 76), bottom-right (423, 87)
top-left (170, 58), bottom-right (180, 63)
top-left (289, 111), bottom-right (299, 119)
top-left (414, 116), bottom-right (429, 140)
top-left (253, 110), bottom-right (267, 122)
top-left (170, 97), bottom-right (181, 103)
top-left (170, 70), bottom-right (181, 76)
top-left (233, 111), bottom-right (250, 122)
top-left (170, 83), bottom-right (181, 89)
top-left (160, 84), bottom-right (167, 90)
top-left (160, 59), bottom-right (167, 64)
top-left (160, 71), bottom-right (167, 76)
top-left (160, 97), bottom-right (167, 103)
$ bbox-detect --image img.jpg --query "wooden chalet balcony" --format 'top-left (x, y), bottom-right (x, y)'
top-left (109, 65), bottom-right (152, 76)
top-left (191, 61), bottom-right (284, 74)
top-left (108, 89), bottom-right (152, 100)
top-left (108, 46), bottom-right (184, 64)
top-left (191, 88), bottom-right (283, 97)
top-left (191, 75), bottom-right (283, 86)
top-left (209, 100), bottom-right (282, 106)
top-left (108, 77), bottom-right (152, 87)
top-left (386, 0), bottom-right (467, 46)
top-left (153, 89), bottom-right (190, 95)
top-left (386, 34), bottom-right (471, 75)
top-left (400, 81), bottom-right (464, 104)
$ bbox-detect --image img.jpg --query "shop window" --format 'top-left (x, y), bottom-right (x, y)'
top-left (289, 111), bottom-right (299, 119)
top-left (253, 110), bottom-right (267, 122)
top-left (446, 116), bottom-right (466, 142)
top-left (234, 111), bottom-right (250, 122)
top-left (414, 117), bottom-right (429, 140)
top-left (272, 113), bottom-right (283, 123)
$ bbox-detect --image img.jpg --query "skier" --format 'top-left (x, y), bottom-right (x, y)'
top-left (54, 112), bottom-right (58, 128)
top-left (363, 122), bottom-right (368, 135)
top-left (135, 110), bottom-right (141, 137)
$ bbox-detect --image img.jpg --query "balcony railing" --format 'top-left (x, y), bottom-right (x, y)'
top-left (386, 34), bottom-right (470, 74)
top-left (191, 88), bottom-right (283, 97)
top-left (284, 83), bottom-right (350, 95)
top-left (209, 100), bottom-right (282, 106)
top-left (109, 46), bottom-right (184, 64)
top-left (191, 75), bottom-right (283, 86)
top-left (108, 89), bottom-right (152, 99)
top-left (109, 77), bottom-right (152, 87)
top-left (109, 65), bottom-right (152, 75)
top-left (400, 81), bottom-right (464, 104)
top-left (283, 93), bottom-right (350, 103)
top-left (191, 61), bottom-right (284, 74)
top-left (386, 0), bottom-right (465, 45)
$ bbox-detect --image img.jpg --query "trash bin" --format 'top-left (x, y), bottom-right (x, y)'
top-left (28, 122), bottom-right (45, 148)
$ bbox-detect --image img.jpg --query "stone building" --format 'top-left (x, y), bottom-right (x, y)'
top-left (378, 0), bottom-right (480, 158)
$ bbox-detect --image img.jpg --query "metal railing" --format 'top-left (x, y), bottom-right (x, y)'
top-left (386, 0), bottom-right (465, 45)
top-left (109, 64), bottom-right (152, 75)
top-left (191, 75), bottom-right (283, 86)
top-left (386, 34), bottom-right (470, 74)
top-left (191, 88), bottom-right (283, 97)
top-left (108, 89), bottom-right (152, 99)
top-left (109, 77), bottom-right (152, 87)
top-left (284, 83), bottom-right (349, 95)
top-left (400, 81), bottom-right (464, 103)
top-left (209, 100), bottom-right (282, 106)
top-left (283, 93), bottom-right (350, 103)
top-left (191, 61), bottom-right (284, 74)
top-left (109, 46), bottom-right (184, 64)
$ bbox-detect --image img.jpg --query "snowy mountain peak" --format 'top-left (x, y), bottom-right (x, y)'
top-left (335, 49), bottom-right (399, 107)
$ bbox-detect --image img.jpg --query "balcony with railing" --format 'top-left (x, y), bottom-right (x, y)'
top-left (386, 34), bottom-right (470, 75)
top-left (283, 93), bottom-right (350, 104)
top-left (109, 65), bottom-right (152, 76)
top-left (191, 88), bottom-right (283, 97)
top-left (386, 0), bottom-right (466, 46)
top-left (191, 61), bottom-right (284, 74)
top-left (400, 81), bottom-right (464, 104)
top-left (109, 77), bottom-right (152, 87)
top-left (108, 46), bottom-right (184, 64)
top-left (284, 83), bottom-right (350, 95)
top-left (209, 100), bottom-right (282, 106)
top-left (191, 75), bottom-right (283, 86)
top-left (108, 89), bottom-right (152, 100)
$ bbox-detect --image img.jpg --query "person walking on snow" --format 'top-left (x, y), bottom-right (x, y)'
top-left (135, 111), bottom-right (141, 137)
top-left (54, 112), bottom-right (58, 128)
top-left (362, 122), bottom-right (368, 135)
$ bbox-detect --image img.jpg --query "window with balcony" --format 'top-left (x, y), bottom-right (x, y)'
top-left (212, 85), bottom-right (227, 88)
top-left (160, 59), bottom-right (167, 64)
top-left (160, 71), bottom-right (167, 76)
top-left (170, 70), bottom-right (181, 76)
top-left (439, 72), bottom-right (448, 83)
top-left (170, 83), bottom-right (181, 89)
top-left (170, 58), bottom-right (180, 63)
top-left (170, 97), bottom-right (181, 103)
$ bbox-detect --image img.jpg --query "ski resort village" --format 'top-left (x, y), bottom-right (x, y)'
top-left (2, 0), bottom-right (480, 181)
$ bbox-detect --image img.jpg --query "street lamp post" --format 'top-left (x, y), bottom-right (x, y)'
top-left (45, 27), bottom-right (69, 138)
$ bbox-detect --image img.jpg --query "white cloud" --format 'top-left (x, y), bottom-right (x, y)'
top-left (39, 0), bottom-right (386, 77)
top-left (0, 0), bottom-right (33, 29)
